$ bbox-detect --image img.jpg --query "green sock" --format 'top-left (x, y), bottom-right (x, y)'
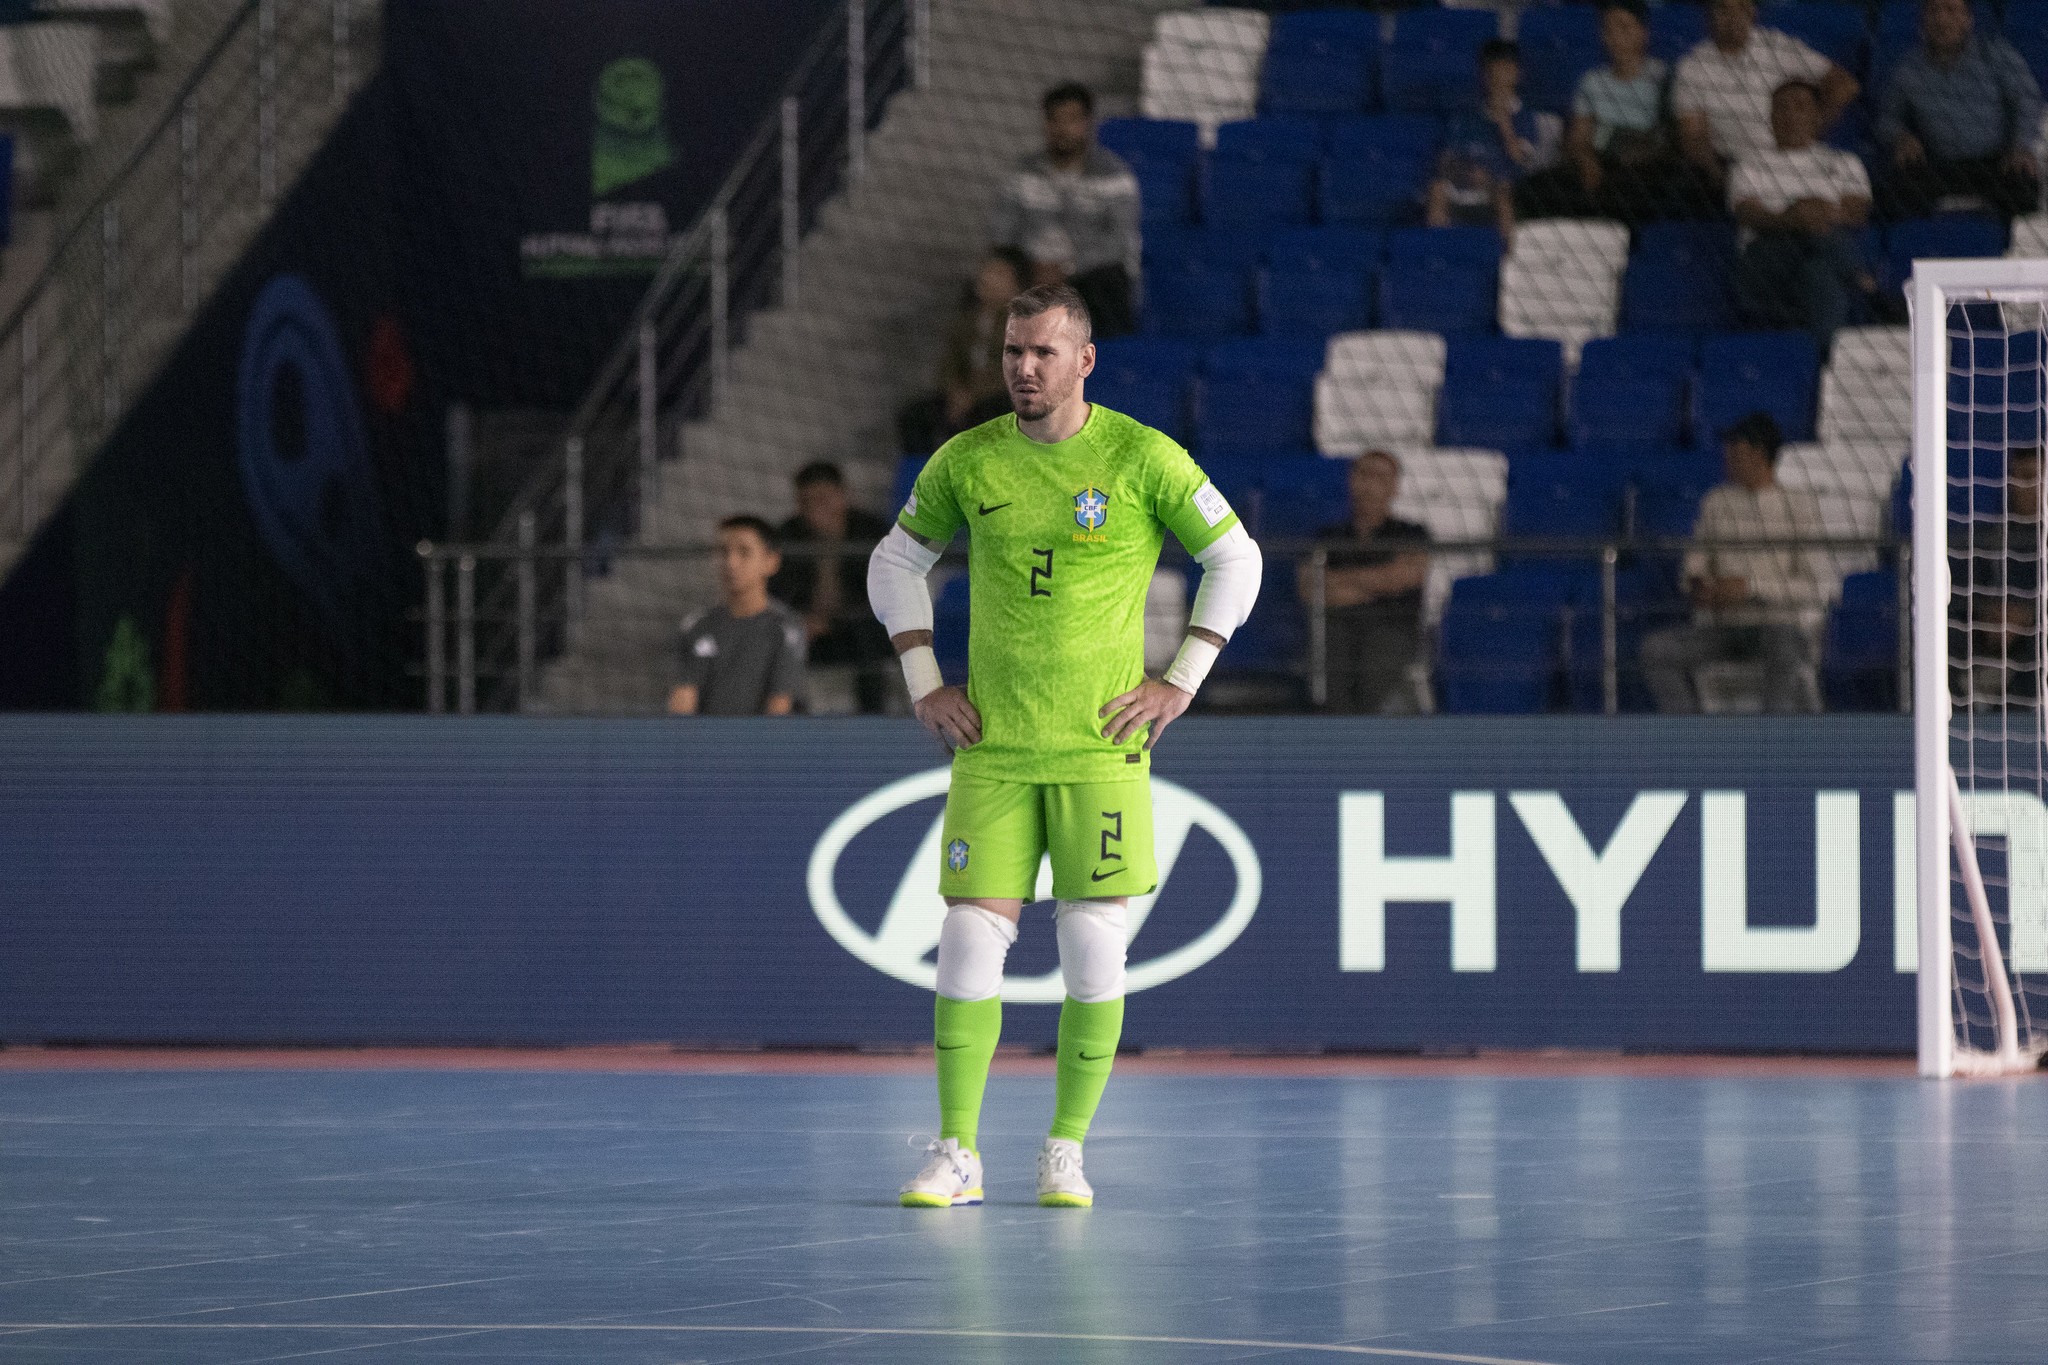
top-left (934, 994), bottom-right (1002, 1153)
top-left (1050, 995), bottom-right (1124, 1143)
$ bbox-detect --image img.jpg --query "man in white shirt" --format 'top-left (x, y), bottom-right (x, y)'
top-left (1729, 79), bottom-right (1874, 350)
top-left (1641, 412), bottom-right (1831, 713)
top-left (1672, 0), bottom-right (1858, 193)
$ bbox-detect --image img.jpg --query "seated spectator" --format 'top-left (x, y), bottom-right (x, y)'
top-left (1427, 39), bottom-right (1562, 241)
top-left (1299, 450), bottom-right (1431, 713)
top-left (1673, 0), bottom-right (1858, 198)
top-left (1730, 80), bottom-right (1875, 352)
top-left (1641, 412), bottom-right (1829, 713)
top-left (990, 82), bottom-right (1139, 338)
top-left (668, 516), bottom-right (808, 716)
top-left (899, 248), bottom-right (1029, 454)
top-left (1876, 0), bottom-right (2043, 220)
top-left (769, 461), bottom-right (897, 713)
top-left (1962, 445), bottom-right (2042, 704)
top-left (1527, 0), bottom-right (1702, 223)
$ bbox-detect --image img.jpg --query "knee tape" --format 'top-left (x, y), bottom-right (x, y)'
top-left (934, 904), bottom-right (1017, 1002)
top-left (1055, 899), bottom-right (1128, 1003)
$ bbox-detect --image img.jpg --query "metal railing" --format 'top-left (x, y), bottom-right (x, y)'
top-left (418, 533), bottom-right (1916, 716)
top-left (0, 0), bottom-right (372, 550)
top-left (454, 0), bottom-right (923, 714)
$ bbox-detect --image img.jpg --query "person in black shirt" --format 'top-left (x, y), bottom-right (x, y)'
top-left (1300, 450), bottom-right (1432, 713)
top-left (669, 516), bottom-right (809, 716)
top-left (769, 461), bottom-right (897, 712)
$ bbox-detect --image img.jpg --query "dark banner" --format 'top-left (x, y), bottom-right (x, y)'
top-left (0, 716), bottom-right (1923, 1051)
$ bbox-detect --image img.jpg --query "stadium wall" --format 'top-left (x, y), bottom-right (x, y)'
top-left (0, 716), bottom-right (1918, 1051)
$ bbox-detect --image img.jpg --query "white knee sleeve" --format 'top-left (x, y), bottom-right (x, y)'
top-left (1055, 899), bottom-right (1128, 1003)
top-left (934, 905), bottom-right (1018, 1002)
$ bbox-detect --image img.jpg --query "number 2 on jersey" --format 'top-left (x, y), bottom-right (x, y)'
top-left (1029, 547), bottom-right (1053, 598)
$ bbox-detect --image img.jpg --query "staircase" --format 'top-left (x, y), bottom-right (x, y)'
top-left (531, 0), bottom-right (1181, 713)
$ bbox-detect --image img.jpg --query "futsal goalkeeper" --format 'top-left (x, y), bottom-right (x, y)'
top-left (866, 283), bottom-right (1262, 1208)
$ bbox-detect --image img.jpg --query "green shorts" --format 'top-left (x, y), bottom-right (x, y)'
top-left (937, 773), bottom-right (1157, 902)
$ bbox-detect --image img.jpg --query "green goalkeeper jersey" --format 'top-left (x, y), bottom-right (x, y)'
top-left (899, 404), bottom-right (1240, 784)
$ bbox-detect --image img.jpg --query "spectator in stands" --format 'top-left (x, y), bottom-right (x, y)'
top-left (1299, 450), bottom-right (1431, 714)
top-left (990, 82), bottom-right (1140, 338)
top-left (1672, 0), bottom-right (1858, 197)
top-left (669, 515), bottom-right (809, 716)
top-left (1875, 0), bottom-right (2043, 220)
top-left (1427, 40), bottom-right (1562, 242)
top-left (1730, 80), bottom-right (1875, 353)
top-left (898, 248), bottom-right (1030, 453)
top-left (769, 462), bottom-right (896, 713)
top-left (1963, 445), bottom-right (2042, 703)
top-left (1641, 412), bottom-right (1829, 713)
top-left (1532, 0), bottom-right (1696, 223)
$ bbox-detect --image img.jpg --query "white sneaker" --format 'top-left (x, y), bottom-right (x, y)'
top-left (900, 1137), bottom-right (983, 1208)
top-left (1036, 1137), bottom-right (1093, 1207)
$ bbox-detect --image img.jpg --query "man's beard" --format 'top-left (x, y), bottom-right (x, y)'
top-left (1010, 381), bottom-right (1066, 421)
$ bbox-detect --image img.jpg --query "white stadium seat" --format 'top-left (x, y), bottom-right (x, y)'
top-left (2009, 213), bottom-right (2048, 258)
top-left (1500, 218), bottom-right (1628, 364)
top-left (1778, 441), bottom-right (1894, 591)
top-left (1391, 445), bottom-right (1509, 628)
top-left (1818, 325), bottom-right (1911, 445)
top-left (1141, 8), bottom-right (1269, 146)
top-left (1314, 330), bottom-right (1446, 455)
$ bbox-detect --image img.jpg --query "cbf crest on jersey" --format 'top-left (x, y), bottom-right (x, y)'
top-left (946, 838), bottom-right (970, 872)
top-left (1074, 486), bottom-right (1109, 531)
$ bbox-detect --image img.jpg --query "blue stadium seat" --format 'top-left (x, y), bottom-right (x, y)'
top-left (1265, 224), bottom-right (1385, 272)
top-left (1147, 226), bottom-right (1268, 273)
top-left (1570, 334), bottom-right (1696, 453)
top-left (1196, 337), bottom-right (1326, 454)
top-left (2007, 1), bottom-right (2048, 83)
top-left (1203, 120), bottom-right (1319, 228)
top-left (1195, 452), bottom-right (1269, 535)
top-left (1319, 114), bottom-right (1441, 224)
top-left (933, 574), bottom-right (971, 676)
top-left (1649, 3), bottom-right (1708, 63)
top-left (1145, 258), bottom-right (1254, 338)
top-left (1437, 567), bottom-right (1574, 713)
top-left (893, 455), bottom-right (928, 511)
top-left (1261, 10), bottom-right (1381, 117)
top-left (1621, 223), bottom-right (1738, 333)
top-left (1437, 336), bottom-right (1564, 448)
top-left (1379, 226), bottom-right (1502, 332)
top-left (1823, 568), bottom-right (1902, 710)
top-left (1090, 337), bottom-right (1204, 443)
top-left (1884, 216), bottom-right (2008, 295)
top-left (1761, 2), bottom-right (1868, 74)
top-left (1098, 118), bottom-right (1201, 228)
top-left (1693, 331), bottom-right (1821, 443)
top-left (1260, 263), bottom-right (1373, 337)
top-left (1516, 5), bottom-right (1603, 114)
top-left (1631, 448), bottom-right (1726, 539)
top-left (1504, 450), bottom-right (1628, 539)
top-left (1260, 454), bottom-right (1351, 533)
top-left (1382, 8), bottom-right (1499, 115)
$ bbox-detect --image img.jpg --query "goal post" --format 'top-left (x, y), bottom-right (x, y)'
top-left (1912, 257), bottom-right (2048, 1078)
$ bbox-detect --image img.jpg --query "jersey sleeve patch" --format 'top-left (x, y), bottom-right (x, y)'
top-left (1192, 481), bottom-right (1231, 528)
top-left (903, 491), bottom-right (918, 518)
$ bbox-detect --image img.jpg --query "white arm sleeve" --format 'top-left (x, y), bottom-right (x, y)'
top-left (1187, 524), bottom-right (1262, 641)
top-left (866, 524), bottom-right (943, 637)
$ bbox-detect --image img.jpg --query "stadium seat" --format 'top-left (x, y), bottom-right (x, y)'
top-left (1260, 9), bottom-right (1380, 116)
top-left (2009, 212), bottom-right (2048, 258)
top-left (1819, 325), bottom-right (1911, 444)
top-left (1203, 117), bottom-right (1319, 227)
top-left (1145, 256), bottom-right (1254, 338)
top-left (1499, 218), bottom-right (1629, 358)
top-left (1822, 567), bottom-right (1903, 710)
top-left (1437, 567), bottom-right (1574, 713)
top-left (1380, 226), bottom-right (1502, 333)
top-left (1621, 223), bottom-right (1738, 333)
top-left (1694, 331), bottom-right (1821, 443)
top-left (2007, 2), bottom-right (2048, 85)
top-left (1778, 441), bottom-right (1889, 586)
top-left (1315, 329), bottom-right (1447, 453)
top-left (1516, 6), bottom-right (1603, 115)
top-left (893, 454), bottom-right (928, 511)
top-left (1382, 8), bottom-right (1499, 115)
top-left (1649, 3), bottom-right (1708, 63)
top-left (1437, 336), bottom-right (1563, 448)
top-left (1885, 216), bottom-right (2008, 295)
top-left (933, 574), bottom-right (972, 677)
top-left (1390, 445), bottom-right (1510, 628)
top-left (1570, 334), bottom-right (1696, 454)
top-left (1098, 118), bottom-right (1202, 228)
top-left (1260, 261), bottom-right (1373, 337)
top-left (1761, 2), bottom-right (1868, 74)
top-left (1260, 453), bottom-right (1351, 534)
top-left (1631, 447), bottom-right (1726, 540)
top-left (1504, 449), bottom-right (1628, 539)
top-left (1141, 8), bottom-right (1271, 144)
top-left (1319, 114), bottom-right (1442, 224)
top-left (1090, 336), bottom-right (1204, 443)
top-left (1196, 337), bottom-right (1325, 454)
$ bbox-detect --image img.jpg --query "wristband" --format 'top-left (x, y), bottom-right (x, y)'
top-left (1163, 635), bottom-right (1220, 696)
top-left (899, 644), bottom-right (943, 703)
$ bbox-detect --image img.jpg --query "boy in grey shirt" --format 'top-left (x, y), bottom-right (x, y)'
top-left (669, 516), bottom-right (809, 716)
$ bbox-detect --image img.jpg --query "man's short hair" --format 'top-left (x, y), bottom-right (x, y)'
top-left (718, 514), bottom-right (779, 549)
top-left (1006, 282), bottom-right (1093, 346)
top-left (2011, 446), bottom-right (2042, 473)
top-left (1042, 82), bottom-right (1093, 117)
top-left (1599, 0), bottom-right (1650, 24)
top-left (792, 461), bottom-right (844, 490)
top-left (1773, 78), bottom-right (1822, 104)
top-left (1356, 449), bottom-right (1401, 474)
top-left (1479, 38), bottom-right (1519, 66)
top-left (1722, 410), bottom-right (1784, 462)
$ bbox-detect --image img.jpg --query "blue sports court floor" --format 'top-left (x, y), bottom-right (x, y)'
top-left (2, 1054), bottom-right (2044, 1364)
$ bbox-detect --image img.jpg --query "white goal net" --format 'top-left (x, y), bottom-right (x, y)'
top-left (1915, 260), bottom-right (2048, 1077)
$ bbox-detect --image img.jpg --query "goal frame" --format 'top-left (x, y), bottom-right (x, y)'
top-left (1911, 258), bottom-right (2048, 1078)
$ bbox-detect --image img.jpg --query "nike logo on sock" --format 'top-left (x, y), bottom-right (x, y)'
top-left (977, 502), bottom-right (1011, 516)
top-left (936, 1042), bottom-right (971, 1051)
top-left (1079, 1050), bottom-right (1114, 1061)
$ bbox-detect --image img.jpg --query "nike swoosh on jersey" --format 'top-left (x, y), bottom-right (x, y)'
top-left (977, 502), bottom-right (1012, 516)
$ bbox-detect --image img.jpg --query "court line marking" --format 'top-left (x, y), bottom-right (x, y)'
top-left (0, 1322), bottom-right (1569, 1363)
